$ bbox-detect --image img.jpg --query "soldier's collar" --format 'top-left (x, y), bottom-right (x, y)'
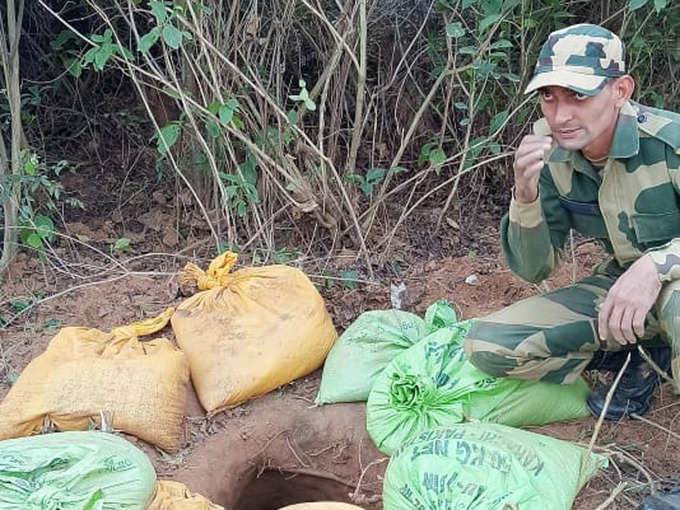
top-left (608, 101), bottom-right (640, 159)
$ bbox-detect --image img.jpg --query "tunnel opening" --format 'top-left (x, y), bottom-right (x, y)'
top-left (233, 469), bottom-right (355, 510)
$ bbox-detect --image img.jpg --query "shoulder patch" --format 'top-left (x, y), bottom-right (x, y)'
top-left (634, 102), bottom-right (680, 152)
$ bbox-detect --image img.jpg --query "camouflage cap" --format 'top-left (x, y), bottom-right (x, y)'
top-left (525, 24), bottom-right (626, 96)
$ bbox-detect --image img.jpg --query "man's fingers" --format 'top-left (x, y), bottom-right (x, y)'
top-left (520, 135), bottom-right (553, 146)
top-left (515, 142), bottom-right (552, 164)
top-left (514, 149), bottom-right (548, 171)
top-left (607, 305), bottom-right (626, 345)
top-left (620, 307), bottom-right (637, 344)
top-left (598, 299), bottom-right (613, 341)
top-left (632, 309), bottom-right (646, 338)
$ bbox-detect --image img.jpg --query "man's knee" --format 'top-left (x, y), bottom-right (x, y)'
top-left (463, 337), bottom-right (521, 378)
top-left (658, 286), bottom-right (680, 337)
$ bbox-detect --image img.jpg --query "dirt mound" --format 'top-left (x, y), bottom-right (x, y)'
top-left (1, 238), bottom-right (678, 508)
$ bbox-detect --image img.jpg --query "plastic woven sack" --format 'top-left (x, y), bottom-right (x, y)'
top-left (0, 431), bottom-right (156, 509)
top-left (366, 321), bottom-right (590, 455)
top-left (0, 309), bottom-right (190, 452)
top-left (383, 423), bottom-right (607, 510)
top-left (171, 252), bottom-right (338, 414)
top-left (316, 300), bottom-right (458, 404)
top-left (148, 480), bottom-right (224, 509)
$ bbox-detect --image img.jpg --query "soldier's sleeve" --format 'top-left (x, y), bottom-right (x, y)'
top-left (647, 144), bottom-right (680, 282)
top-left (500, 166), bottom-right (571, 284)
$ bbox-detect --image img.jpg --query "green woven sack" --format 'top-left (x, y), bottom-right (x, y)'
top-left (0, 431), bottom-right (156, 509)
top-left (366, 321), bottom-right (590, 455)
top-left (383, 423), bottom-right (607, 510)
top-left (316, 301), bottom-right (458, 404)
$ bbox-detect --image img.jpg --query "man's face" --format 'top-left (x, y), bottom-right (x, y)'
top-left (538, 83), bottom-right (619, 151)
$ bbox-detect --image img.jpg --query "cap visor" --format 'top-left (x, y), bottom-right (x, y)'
top-left (524, 70), bottom-right (608, 96)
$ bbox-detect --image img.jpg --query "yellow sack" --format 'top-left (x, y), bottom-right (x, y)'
top-left (171, 252), bottom-right (338, 414)
top-left (0, 309), bottom-right (189, 452)
top-left (148, 480), bottom-right (224, 509)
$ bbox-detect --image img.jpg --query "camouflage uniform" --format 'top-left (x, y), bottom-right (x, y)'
top-left (463, 24), bottom-right (680, 385)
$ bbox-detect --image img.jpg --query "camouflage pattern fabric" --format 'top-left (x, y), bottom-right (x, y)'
top-left (463, 272), bottom-right (680, 384)
top-left (464, 100), bottom-right (680, 384)
top-left (525, 24), bottom-right (626, 96)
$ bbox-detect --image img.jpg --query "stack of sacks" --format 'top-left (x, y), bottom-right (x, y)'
top-left (366, 321), bottom-right (591, 455)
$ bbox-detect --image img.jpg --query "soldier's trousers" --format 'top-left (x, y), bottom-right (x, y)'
top-left (463, 272), bottom-right (680, 385)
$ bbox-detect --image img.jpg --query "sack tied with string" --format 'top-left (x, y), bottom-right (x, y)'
top-left (316, 300), bottom-right (459, 404)
top-left (171, 252), bottom-right (338, 415)
top-left (367, 320), bottom-right (591, 455)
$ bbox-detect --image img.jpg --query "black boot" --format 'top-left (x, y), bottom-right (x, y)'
top-left (585, 349), bottom-right (631, 372)
top-left (586, 346), bottom-right (671, 420)
top-left (638, 480), bottom-right (680, 509)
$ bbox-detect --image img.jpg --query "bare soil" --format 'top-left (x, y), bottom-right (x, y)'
top-left (1, 232), bottom-right (679, 509)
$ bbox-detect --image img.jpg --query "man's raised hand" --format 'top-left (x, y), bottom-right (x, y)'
top-left (513, 135), bottom-right (553, 204)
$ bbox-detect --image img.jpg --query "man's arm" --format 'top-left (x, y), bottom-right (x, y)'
top-left (500, 135), bottom-right (571, 283)
top-left (597, 145), bottom-right (680, 344)
top-left (646, 148), bottom-right (680, 282)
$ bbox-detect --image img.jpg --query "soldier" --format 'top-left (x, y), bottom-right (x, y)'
top-left (463, 23), bottom-right (680, 420)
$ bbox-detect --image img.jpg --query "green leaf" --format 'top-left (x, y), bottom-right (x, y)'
top-left (162, 24), bottom-right (183, 50)
top-left (43, 318), bottom-right (61, 331)
top-left (154, 123), bottom-right (181, 155)
top-left (117, 45), bottom-right (133, 60)
top-left (445, 22), bottom-right (465, 38)
top-left (139, 27), bottom-right (160, 53)
top-left (344, 174), bottom-right (364, 184)
top-left (10, 299), bottom-right (31, 312)
top-left (479, 14), bottom-right (501, 33)
top-left (149, 1), bottom-right (168, 24)
top-left (25, 232), bottom-right (43, 249)
top-left (653, 0), bottom-right (667, 11)
top-left (339, 269), bottom-right (359, 290)
top-left (51, 30), bottom-right (77, 50)
top-left (218, 100), bottom-right (238, 124)
top-left (6, 371), bottom-right (18, 385)
top-left (287, 109), bottom-right (299, 125)
top-left (236, 201), bottom-right (246, 217)
top-left (502, 72), bottom-right (520, 82)
top-left (304, 98), bottom-right (316, 111)
top-left (389, 166), bottom-right (408, 174)
top-left (629, 0), bottom-right (649, 9)
top-left (205, 120), bottom-right (220, 137)
top-left (454, 102), bottom-right (468, 110)
top-left (34, 215), bottom-right (55, 241)
top-left (489, 109), bottom-right (509, 134)
top-left (23, 154), bottom-right (38, 175)
top-left (488, 142), bottom-right (501, 154)
top-left (462, 0), bottom-right (478, 8)
top-left (112, 238), bottom-right (131, 253)
top-left (459, 46), bottom-right (477, 55)
top-left (365, 168), bottom-right (386, 183)
top-left (489, 39), bottom-right (512, 50)
top-left (93, 49), bottom-right (110, 71)
top-left (64, 58), bottom-right (82, 78)
top-left (429, 148), bottom-right (446, 166)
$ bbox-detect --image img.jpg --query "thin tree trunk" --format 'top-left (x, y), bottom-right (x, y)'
top-left (0, 0), bottom-right (25, 273)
